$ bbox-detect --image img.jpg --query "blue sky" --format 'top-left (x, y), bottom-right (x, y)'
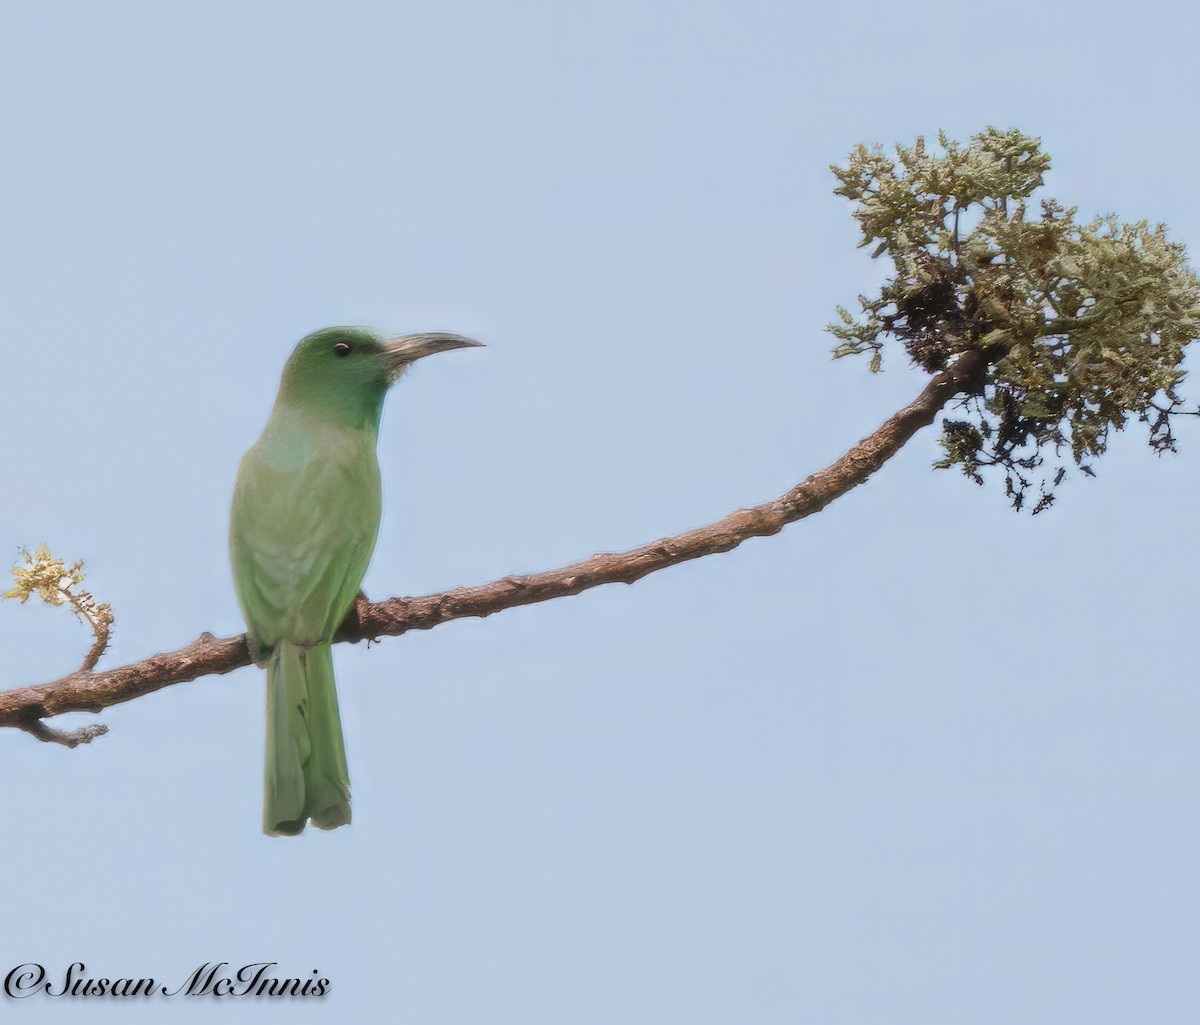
top-left (3, 1), bottom-right (1199, 1021)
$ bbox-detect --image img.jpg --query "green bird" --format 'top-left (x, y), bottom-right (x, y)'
top-left (231, 326), bottom-right (482, 836)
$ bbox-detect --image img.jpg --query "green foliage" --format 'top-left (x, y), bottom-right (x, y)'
top-left (829, 127), bottom-right (1200, 511)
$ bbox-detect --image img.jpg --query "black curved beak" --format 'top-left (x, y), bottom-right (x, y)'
top-left (384, 332), bottom-right (484, 371)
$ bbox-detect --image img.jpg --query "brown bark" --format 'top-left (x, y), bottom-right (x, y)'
top-left (0, 351), bottom-right (986, 744)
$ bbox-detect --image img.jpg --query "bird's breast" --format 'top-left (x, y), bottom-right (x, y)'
top-left (231, 416), bottom-right (385, 647)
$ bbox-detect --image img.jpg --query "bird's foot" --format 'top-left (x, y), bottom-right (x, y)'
top-left (334, 591), bottom-right (377, 645)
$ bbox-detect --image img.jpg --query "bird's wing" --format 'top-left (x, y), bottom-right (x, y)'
top-left (231, 439), bottom-right (382, 650)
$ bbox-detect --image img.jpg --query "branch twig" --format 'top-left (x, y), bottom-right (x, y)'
top-left (19, 719), bottom-right (109, 748)
top-left (0, 351), bottom-right (985, 739)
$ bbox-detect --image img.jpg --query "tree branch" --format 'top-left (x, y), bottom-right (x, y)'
top-left (0, 350), bottom-right (987, 738)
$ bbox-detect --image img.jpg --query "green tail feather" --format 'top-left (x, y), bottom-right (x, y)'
top-left (264, 641), bottom-right (351, 836)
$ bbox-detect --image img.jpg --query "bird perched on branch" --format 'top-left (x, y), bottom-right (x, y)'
top-left (230, 326), bottom-right (482, 835)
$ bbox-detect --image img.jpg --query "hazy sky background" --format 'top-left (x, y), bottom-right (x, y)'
top-left (3, 1), bottom-right (1199, 1022)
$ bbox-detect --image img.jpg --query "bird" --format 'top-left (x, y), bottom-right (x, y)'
top-left (230, 326), bottom-right (482, 836)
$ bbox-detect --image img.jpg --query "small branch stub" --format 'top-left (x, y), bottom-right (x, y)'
top-left (19, 719), bottom-right (109, 748)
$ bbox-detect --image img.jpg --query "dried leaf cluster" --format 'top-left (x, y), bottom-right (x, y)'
top-left (5, 544), bottom-right (114, 672)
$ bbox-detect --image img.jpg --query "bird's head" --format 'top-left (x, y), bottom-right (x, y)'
top-left (277, 326), bottom-right (483, 426)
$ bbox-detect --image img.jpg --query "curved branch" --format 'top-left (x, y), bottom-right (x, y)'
top-left (0, 351), bottom-right (986, 737)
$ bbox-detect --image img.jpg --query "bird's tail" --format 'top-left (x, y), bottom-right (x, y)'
top-left (264, 640), bottom-right (351, 836)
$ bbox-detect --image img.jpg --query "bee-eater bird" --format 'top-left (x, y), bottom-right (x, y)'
top-left (231, 326), bottom-right (482, 836)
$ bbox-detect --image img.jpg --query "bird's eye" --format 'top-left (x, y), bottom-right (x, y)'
top-left (333, 342), bottom-right (353, 358)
